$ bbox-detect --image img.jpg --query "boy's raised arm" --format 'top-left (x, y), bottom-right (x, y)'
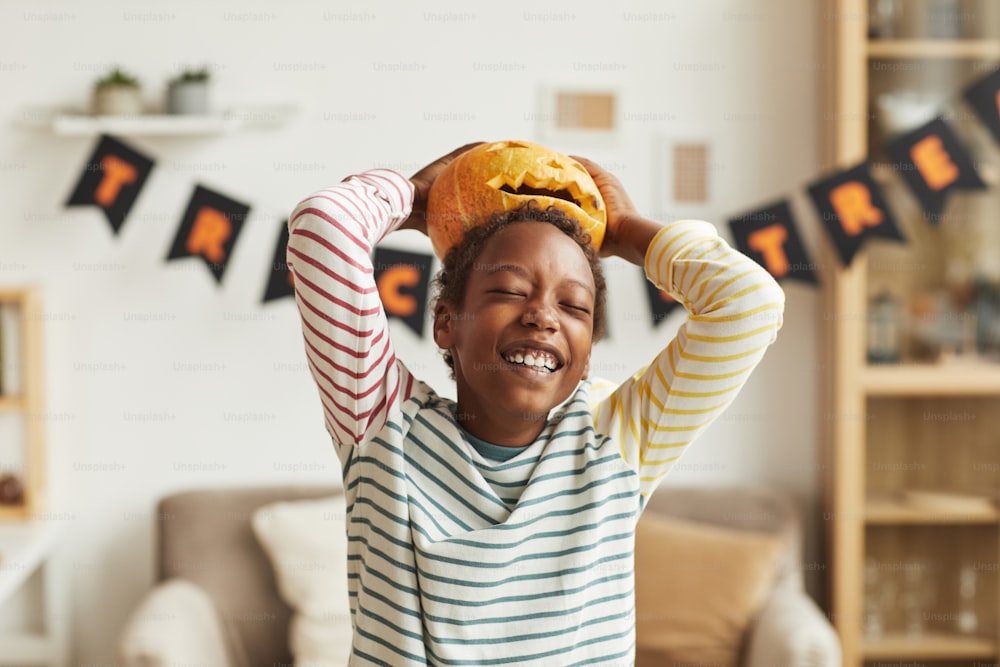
top-left (286, 169), bottom-right (414, 448)
top-left (576, 158), bottom-right (785, 500)
top-left (286, 143), bottom-right (482, 449)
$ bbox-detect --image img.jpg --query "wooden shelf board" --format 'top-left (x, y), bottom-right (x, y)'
top-left (867, 39), bottom-right (1000, 59)
top-left (863, 632), bottom-right (996, 659)
top-left (0, 287), bottom-right (33, 301)
top-left (0, 395), bottom-right (26, 411)
top-left (863, 363), bottom-right (1000, 395)
top-left (0, 505), bottom-right (29, 521)
top-left (866, 495), bottom-right (999, 525)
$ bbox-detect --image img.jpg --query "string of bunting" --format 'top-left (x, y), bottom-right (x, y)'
top-left (649, 66), bottom-right (1000, 323)
top-left (64, 67), bottom-right (1000, 333)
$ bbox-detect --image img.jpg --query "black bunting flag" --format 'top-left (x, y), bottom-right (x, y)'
top-left (807, 162), bottom-right (904, 267)
top-left (964, 66), bottom-right (1000, 148)
top-left (65, 134), bottom-right (154, 234)
top-left (643, 268), bottom-right (682, 327)
top-left (886, 117), bottom-right (986, 221)
top-left (728, 200), bottom-right (817, 284)
top-left (166, 185), bottom-right (250, 284)
top-left (373, 247), bottom-right (433, 338)
top-left (262, 220), bottom-right (295, 303)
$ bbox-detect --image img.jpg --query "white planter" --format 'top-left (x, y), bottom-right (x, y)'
top-left (167, 82), bottom-right (209, 115)
top-left (92, 86), bottom-right (143, 116)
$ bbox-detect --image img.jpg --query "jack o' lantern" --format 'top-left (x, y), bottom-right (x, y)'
top-left (425, 140), bottom-right (606, 260)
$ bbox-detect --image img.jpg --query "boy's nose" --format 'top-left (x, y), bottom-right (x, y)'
top-left (521, 302), bottom-right (559, 331)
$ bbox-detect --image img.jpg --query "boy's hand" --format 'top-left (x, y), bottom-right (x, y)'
top-left (400, 142), bottom-right (486, 235)
top-left (572, 155), bottom-right (661, 266)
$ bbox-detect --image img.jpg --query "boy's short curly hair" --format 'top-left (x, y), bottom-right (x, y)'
top-left (431, 202), bottom-right (607, 377)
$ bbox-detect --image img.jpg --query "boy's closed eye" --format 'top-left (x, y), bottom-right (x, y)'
top-left (562, 302), bottom-right (592, 315)
top-left (485, 287), bottom-right (592, 315)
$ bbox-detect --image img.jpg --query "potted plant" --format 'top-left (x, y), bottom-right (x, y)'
top-left (167, 66), bottom-right (211, 115)
top-left (92, 67), bottom-right (143, 116)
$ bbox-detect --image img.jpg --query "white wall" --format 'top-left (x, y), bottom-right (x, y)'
top-left (0, 0), bottom-right (824, 661)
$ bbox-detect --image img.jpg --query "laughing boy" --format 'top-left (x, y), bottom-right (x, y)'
top-left (286, 142), bottom-right (784, 666)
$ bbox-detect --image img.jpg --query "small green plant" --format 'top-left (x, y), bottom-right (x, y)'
top-left (94, 67), bottom-right (140, 89)
top-left (170, 67), bottom-right (211, 86)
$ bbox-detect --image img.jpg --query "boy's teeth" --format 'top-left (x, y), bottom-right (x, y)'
top-left (504, 349), bottom-right (559, 371)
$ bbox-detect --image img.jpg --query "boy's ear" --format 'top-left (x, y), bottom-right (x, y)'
top-left (432, 301), bottom-right (456, 351)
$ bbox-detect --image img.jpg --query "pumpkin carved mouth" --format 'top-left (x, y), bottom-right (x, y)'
top-left (497, 184), bottom-right (580, 207)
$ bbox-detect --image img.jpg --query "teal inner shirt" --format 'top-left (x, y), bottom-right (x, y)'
top-left (462, 428), bottom-right (531, 462)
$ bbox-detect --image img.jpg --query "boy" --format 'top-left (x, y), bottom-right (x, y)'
top-left (286, 142), bottom-right (784, 666)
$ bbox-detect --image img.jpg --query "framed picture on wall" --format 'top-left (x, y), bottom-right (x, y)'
top-left (534, 85), bottom-right (620, 147)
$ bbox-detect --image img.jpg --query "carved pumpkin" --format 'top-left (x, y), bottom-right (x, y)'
top-left (425, 140), bottom-right (606, 260)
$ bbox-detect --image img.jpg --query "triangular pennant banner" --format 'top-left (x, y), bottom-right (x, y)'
top-left (964, 66), bottom-right (1000, 148)
top-left (65, 134), bottom-right (154, 235)
top-left (807, 162), bottom-right (904, 267)
top-left (728, 200), bottom-right (817, 284)
top-left (372, 247), bottom-right (433, 338)
top-left (886, 117), bottom-right (986, 221)
top-left (166, 185), bottom-right (250, 284)
top-left (642, 268), bottom-right (682, 326)
top-left (262, 220), bottom-right (295, 303)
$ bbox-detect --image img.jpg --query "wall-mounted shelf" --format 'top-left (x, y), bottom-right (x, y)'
top-left (17, 105), bottom-right (297, 137)
top-left (53, 113), bottom-right (241, 136)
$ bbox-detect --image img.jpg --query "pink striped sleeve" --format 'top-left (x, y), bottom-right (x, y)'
top-left (286, 169), bottom-right (416, 448)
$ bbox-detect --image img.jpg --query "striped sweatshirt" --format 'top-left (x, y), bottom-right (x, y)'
top-left (287, 169), bottom-right (784, 666)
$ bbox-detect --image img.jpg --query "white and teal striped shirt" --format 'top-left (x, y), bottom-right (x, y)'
top-left (287, 169), bottom-right (784, 666)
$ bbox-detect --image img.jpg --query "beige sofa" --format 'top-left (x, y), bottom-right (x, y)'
top-left (116, 486), bottom-right (840, 667)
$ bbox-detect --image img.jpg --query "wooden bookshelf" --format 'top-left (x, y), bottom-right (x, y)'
top-left (0, 286), bottom-right (45, 520)
top-left (824, 1), bottom-right (1000, 665)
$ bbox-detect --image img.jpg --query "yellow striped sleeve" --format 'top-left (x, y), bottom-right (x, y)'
top-left (591, 220), bottom-right (784, 500)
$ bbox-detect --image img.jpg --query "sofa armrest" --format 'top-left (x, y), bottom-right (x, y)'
top-left (744, 586), bottom-right (841, 667)
top-left (117, 579), bottom-right (235, 667)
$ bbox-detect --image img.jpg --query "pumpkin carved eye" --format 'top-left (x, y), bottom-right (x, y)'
top-left (426, 139), bottom-right (607, 260)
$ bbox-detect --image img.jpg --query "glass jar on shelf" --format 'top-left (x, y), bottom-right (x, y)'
top-left (863, 556), bottom-right (897, 638)
top-left (868, 291), bottom-right (903, 363)
top-left (898, 558), bottom-right (936, 637)
top-left (956, 561), bottom-right (980, 635)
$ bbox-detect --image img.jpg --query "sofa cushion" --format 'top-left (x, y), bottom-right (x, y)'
top-left (117, 579), bottom-right (234, 667)
top-left (157, 486), bottom-right (338, 667)
top-left (252, 495), bottom-right (352, 667)
top-left (634, 513), bottom-right (786, 667)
